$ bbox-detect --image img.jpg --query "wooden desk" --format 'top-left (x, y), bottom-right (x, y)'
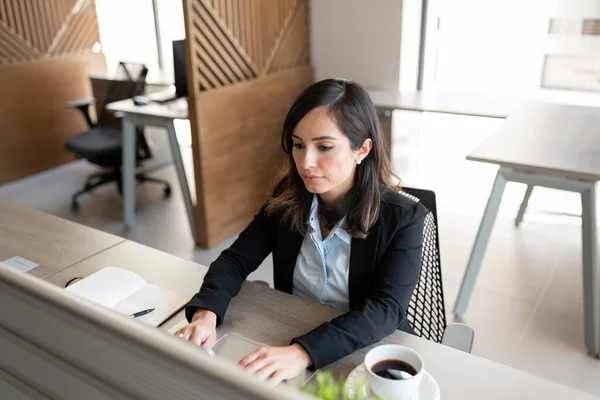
top-left (454, 102), bottom-right (600, 358)
top-left (105, 95), bottom-right (197, 244)
top-left (45, 239), bottom-right (207, 297)
top-left (46, 239), bottom-right (597, 399)
top-left (0, 198), bottom-right (123, 278)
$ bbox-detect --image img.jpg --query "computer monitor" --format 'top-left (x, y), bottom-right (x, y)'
top-left (172, 39), bottom-right (188, 98)
top-left (0, 265), bottom-right (312, 400)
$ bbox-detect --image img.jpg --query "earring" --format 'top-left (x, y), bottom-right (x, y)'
top-left (357, 159), bottom-right (362, 165)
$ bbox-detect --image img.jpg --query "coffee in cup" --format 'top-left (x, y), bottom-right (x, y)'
top-left (371, 359), bottom-right (418, 380)
top-left (364, 344), bottom-right (424, 400)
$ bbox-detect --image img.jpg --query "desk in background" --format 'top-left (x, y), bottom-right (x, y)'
top-left (0, 198), bottom-right (124, 278)
top-left (367, 90), bottom-right (519, 118)
top-left (453, 102), bottom-right (600, 358)
top-left (105, 95), bottom-right (197, 243)
top-left (367, 90), bottom-right (520, 152)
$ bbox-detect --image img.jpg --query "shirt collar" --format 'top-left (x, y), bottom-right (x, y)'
top-left (308, 195), bottom-right (352, 245)
top-left (333, 219), bottom-right (352, 245)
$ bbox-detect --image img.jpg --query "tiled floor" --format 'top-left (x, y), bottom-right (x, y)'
top-left (1, 112), bottom-right (598, 396)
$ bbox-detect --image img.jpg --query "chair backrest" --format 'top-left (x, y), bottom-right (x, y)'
top-left (90, 78), bottom-right (135, 130)
top-left (90, 63), bottom-right (154, 161)
top-left (92, 62), bottom-right (148, 130)
top-left (400, 187), bottom-right (447, 343)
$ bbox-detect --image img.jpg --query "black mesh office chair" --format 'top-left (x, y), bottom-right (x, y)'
top-left (401, 187), bottom-right (474, 352)
top-left (65, 63), bottom-right (171, 212)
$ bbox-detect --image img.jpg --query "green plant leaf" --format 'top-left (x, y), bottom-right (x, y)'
top-left (301, 370), bottom-right (382, 400)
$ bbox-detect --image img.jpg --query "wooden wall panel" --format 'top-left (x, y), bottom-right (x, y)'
top-left (0, 0), bottom-right (105, 184)
top-left (0, 0), bottom-right (99, 64)
top-left (0, 53), bottom-right (105, 184)
top-left (195, 66), bottom-right (313, 246)
top-left (183, 0), bottom-right (313, 247)
top-left (187, 0), bottom-right (310, 89)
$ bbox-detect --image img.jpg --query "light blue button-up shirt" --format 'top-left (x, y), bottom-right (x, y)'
top-left (292, 195), bottom-right (351, 312)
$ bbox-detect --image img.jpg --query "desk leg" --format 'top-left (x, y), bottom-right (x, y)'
top-left (165, 121), bottom-right (198, 243)
top-left (581, 184), bottom-right (599, 357)
top-left (122, 118), bottom-right (136, 228)
top-left (515, 184), bottom-right (534, 227)
top-left (454, 170), bottom-right (508, 316)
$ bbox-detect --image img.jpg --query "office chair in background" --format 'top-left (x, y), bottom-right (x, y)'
top-left (65, 62), bottom-right (171, 212)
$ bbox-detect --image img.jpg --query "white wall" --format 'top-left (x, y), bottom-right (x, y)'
top-left (310, 0), bottom-right (405, 91)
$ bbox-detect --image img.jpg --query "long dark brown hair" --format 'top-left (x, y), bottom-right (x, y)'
top-left (265, 78), bottom-right (401, 238)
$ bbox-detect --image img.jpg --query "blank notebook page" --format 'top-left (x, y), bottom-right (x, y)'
top-left (65, 267), bottom-right (146, 308)
top-left (66, 266), bottom-right (188, 327)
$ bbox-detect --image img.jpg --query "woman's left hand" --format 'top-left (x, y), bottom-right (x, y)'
top-left (238, 344), bottom-right (312, 385)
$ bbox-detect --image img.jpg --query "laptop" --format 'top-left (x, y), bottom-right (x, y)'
top-left (167, 319), bottom-right (317, 388)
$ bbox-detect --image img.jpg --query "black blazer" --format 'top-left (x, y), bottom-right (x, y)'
top-left (185, 188), bottom-right (427, 369)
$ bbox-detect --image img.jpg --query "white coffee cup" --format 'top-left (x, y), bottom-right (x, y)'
top-left (364, 344), bottom-right (424, 400)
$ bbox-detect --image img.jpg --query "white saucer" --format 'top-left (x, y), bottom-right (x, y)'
top-left (345, 364), bottom-right (440, 400)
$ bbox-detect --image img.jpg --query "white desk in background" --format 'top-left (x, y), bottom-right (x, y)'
top-left (367, 89), bottom-right (600, 153)
top-left (454, 101), bottom-right (600, 358)
top-left (367, 90), bottom-right (520, 119)
top-left (105, 96), bottom-right (197, 243)
top-left (367, 90), bottom-right (521, 153)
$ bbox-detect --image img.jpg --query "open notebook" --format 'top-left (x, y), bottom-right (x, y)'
top-left (65, 267), bottom-right (188, 327)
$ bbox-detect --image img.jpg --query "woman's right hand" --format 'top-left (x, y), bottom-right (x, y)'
top-left (174, 309), bottom-right (218, 349)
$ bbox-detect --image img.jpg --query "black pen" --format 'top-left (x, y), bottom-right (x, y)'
top-left (129, 308), bottom-right (155, 318)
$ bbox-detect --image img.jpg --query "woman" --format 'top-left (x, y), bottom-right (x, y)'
top-left (176, 78), bottom-right (427, 384)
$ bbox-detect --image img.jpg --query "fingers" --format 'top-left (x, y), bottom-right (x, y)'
top-left (238, 346), bottom-right (305, 387)
top-left (201, 332), bottom-right (217, 349)
top-left (238, 348), bottom-right (263, 368)
top-left (174, 324), bottom-right (215, 348)
top-left (189, 327), bottom-right (211, 346)
top-left (240, 349), bottom-right (279, 382)
top-left (244, 357), bottom-right (270, 375)
top-left (174, 327), bottom-right (190, 340)
top-left (240, 349), bottom-right (276, 375)
top-left (268, 370), bottom-right (286, 386)
top-left (253, 363), bottom-right (277, 380)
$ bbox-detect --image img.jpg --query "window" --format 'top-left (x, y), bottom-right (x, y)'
top-left (95, 0), bottom-right (185, 84)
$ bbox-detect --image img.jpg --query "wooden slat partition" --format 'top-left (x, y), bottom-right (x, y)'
top-left (0, 0), bottom-right (105, 184)
top-left (265, 0), bottom-right (310, 74)
top-left (183, 0), bottom-right (313, 247)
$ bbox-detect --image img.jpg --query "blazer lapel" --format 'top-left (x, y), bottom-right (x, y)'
top-left (349, 224), bottom-right (381, 307)
top-left (277, 230), bottom-right (304, 294)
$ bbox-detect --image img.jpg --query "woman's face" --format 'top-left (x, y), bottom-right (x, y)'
top-left (292, 106), bottom-right (371, 205)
